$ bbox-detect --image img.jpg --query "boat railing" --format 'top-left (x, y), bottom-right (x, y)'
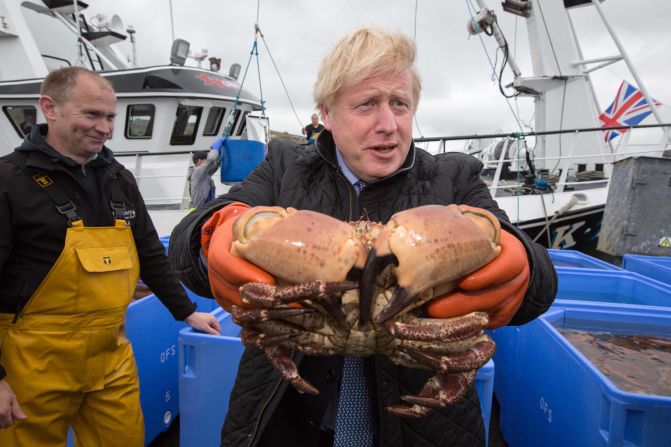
top-left (114, 123), bottom-right (670, 206)
top-left (115, 149), bottom-right (198, 208)
top-left (416, 123), bottom-right (670, 196)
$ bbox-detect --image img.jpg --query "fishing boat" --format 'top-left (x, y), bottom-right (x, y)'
top-left (0, 0), bottom-right (269, 235)
top-left (415, 0), bottom-right (670, 252)
top-left (1, 0), bottom-right (668, 251)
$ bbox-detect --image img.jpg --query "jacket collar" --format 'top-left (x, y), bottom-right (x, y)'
top-left (15, 124), bottom-right (116, 172)
top-left (315, 129), bottom-right (416, 184)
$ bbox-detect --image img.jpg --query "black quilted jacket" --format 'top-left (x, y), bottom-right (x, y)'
top-left (169, 130), bottom-right (557, 447)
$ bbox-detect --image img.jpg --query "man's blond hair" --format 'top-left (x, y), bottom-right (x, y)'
top-left (314, 27), bottom-right (421, 111)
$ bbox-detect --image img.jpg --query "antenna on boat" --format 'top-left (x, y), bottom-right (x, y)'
top-left (72, 0), bottom-right (85, 66)
top-left (168, 0), bottom-right (175, 44)
top-left (126, 25), bottom-right (137, 67)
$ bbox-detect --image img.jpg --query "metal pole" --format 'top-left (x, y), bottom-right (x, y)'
top-left (72, 0), bottom-right (84, 66)
top-left (566, 11), bottom-right (616, 155)
top-left (169, 0), bottom-right (175, 43)
top-left (473, 0), bottom-right (522, 76)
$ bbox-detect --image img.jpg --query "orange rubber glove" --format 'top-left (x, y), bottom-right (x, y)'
top-left (426, 229), bottom-right (530, 329)
top-left (202, 202), bottom-right (275, 312)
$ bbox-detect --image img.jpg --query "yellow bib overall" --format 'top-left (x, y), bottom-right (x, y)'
top-left (0, 220), bottom-right (144, 447)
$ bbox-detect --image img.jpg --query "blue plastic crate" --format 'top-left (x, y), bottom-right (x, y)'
top-left (497, 303), bottom-right (671, 447)
top-left (623, 254), bottom-right (671, 285)
top-left (179, 309), bottom-right (495, 447)
top-left (493, 268), bottom-right (671, 445)
top-left (554, 269), bottom-right (671, 308)
top-left (476, 358), bottom-right (495, 445)
top-left (489, 324), bottom-right (520, 443)
top-left (127, 289), bottom-right (218, 444)
top-left (159, 235), bottom-right (171, 253)
top-left (179, 309), bottom-right (244, 447)
top-left (548, 249), bottom-right (620, 270)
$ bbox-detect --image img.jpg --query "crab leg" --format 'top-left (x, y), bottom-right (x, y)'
top-left (385, 312), bottom-right (489, 342)
top-left (398, 337), bottom-right (495, 372)
top-left (240, 280), bottom-right (357, 306)
top-left (232, 305), bottom-right (311, 325)
top-left (238, 312), bottom-right (352, 357)
top-left (239, 280), bottom-right (355, 328)
top-left (387, 370), bottom-right (477, 417)
top-left (240, 325), bottom-right (297, 348)
top-left (241, 327), bottom-right (320, 395)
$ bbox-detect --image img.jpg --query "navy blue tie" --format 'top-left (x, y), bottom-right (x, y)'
top-left (354, 180), bottom-right (367, 196)
top-left (334, 356), bottom-right (374, 446)
top-left (334, 179), bottom-right (373, 446)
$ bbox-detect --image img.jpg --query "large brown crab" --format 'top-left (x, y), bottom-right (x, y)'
top-left (224, 204), bottom-right (501, 417)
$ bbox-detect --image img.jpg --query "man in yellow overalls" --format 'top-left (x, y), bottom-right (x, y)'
top-left (0, 67), bottom-right (221, 446)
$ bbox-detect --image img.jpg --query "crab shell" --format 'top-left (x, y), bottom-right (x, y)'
top-left (231, 207), bottom-right (375, 284)
top-left (231, 204), bottom-right (501, 320)
top-left (376, 204), bottom-right (500, 298)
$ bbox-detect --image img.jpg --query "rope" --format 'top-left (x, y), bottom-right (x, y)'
top-left (223, 37), bottom-right (258, 137)
top-left (225, 0), bottom-right (302, 136)
top-left (532, 194), bottom-right (581, 245)
top-left (256, 28), bottom-right (303, 130)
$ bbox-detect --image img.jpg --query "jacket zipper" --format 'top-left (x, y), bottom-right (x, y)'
top-left (335, 170), bottom-right (355, 221)
top-left (247, 351), bottom-right (294, 447)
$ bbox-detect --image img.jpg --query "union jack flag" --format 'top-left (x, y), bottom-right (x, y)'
top-left (599, 80), bottom-right (661, 142)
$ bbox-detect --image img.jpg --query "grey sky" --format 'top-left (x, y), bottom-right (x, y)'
top-left (88, 0), bottom-right (671, 140)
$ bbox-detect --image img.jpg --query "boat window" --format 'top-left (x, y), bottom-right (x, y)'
top-left (236, 111), bottom-right (249, 137)
top-left (203, 106), bottom-right (226, 136)
top-left (3, 106), bottom-right (37, 138)
top-left (170, 105), bottom-right (203, 145)
top-left (224, 109), bottom-right (241, 136)
top-left (125, 104), bottom-right (156, 139)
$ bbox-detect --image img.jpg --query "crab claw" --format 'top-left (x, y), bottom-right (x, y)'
top-left (359, 241), bottom-right (397, 326)
top-left (232, 207), bottom-right (366, 285)
top-left (362, 205), bottom-right (501, 325)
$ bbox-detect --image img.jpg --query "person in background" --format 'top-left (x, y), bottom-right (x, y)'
top-left (0, 66), bottom-right (220, 446)
top-left (301, 113), bottom-right (325, 144)
top-left (18, 109), bottom-right (36, 137)
top-left (169, 27), bottom-right (557, 447)
top-left (189, 148), bottom-right (220, 208)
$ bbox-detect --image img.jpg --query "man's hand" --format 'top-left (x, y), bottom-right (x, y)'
top-left (0, 379), bottom-right (26, 429)
top-left (184, 312), bottom-right (222, 335)
top-left (426, 229), bottom-right (530, 329)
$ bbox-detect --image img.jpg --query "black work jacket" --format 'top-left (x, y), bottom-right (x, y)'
top-left (0, 125), bottom-right (196, 379)
top-left (169, 130), bottom-right (558, 447)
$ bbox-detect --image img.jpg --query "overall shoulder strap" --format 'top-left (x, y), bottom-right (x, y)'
top-left (107, 171), bottom-right (128, 222)
top-left (4, 152), bottom-right (82, 225)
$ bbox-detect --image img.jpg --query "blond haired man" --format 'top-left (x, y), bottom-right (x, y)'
top-left (171, 27), bottom-right (556, 447)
